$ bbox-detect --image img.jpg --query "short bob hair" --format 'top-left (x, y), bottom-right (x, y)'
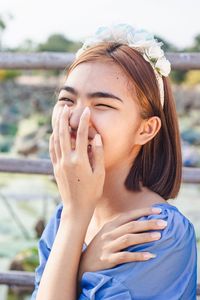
top-left (66, 42), bottom-right (182, 200)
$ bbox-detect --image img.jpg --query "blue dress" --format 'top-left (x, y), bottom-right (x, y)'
top-left (31, 202), bottom-right (197, 300)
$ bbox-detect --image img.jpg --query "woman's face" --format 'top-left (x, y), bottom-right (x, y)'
top-left (52, 61), bottom-right (144, 170)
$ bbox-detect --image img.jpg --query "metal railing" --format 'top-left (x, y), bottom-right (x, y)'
top-left (0, 52), bottom-right (200, 70)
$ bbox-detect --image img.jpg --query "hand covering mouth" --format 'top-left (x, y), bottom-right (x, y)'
top-left (70, 130), bottom-right (96, 152)
top-left (70, 136), bottom-right (92, 151)
top-left (70, 131), bottom-right (95, 141)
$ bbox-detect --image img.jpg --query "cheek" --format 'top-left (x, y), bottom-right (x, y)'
top-left (99, 119), bottom-right (135, 149)
top-left (99, 117), bottom-right (140, 167)
top-left (98, 124), bottom-right (130, 164)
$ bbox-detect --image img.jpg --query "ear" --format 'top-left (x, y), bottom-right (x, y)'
top-left (136, 116), bottom-right (161, 145)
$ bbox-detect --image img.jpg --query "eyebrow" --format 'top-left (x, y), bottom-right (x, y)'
top-left (59, 86), bottom-right (123, 103)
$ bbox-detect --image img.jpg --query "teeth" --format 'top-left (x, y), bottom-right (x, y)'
top-left (71, 139), bottom-right (76, 149)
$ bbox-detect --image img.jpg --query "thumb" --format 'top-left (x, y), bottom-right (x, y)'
top-left (92, 134), bottom-right (105, 174)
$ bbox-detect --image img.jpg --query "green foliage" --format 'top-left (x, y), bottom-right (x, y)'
top-left (18, 247), bottom-right (39, 271)
top-left (0, 69), bottom-right (22, 81)
top-left (193, 34), bottom-right (200, 51)
top-left (12, 39), bottom-right (38, 52)
top-left (177, 30), bottom-right (200, 95)
top-left (155, 35), bottom-right (188, 84)
top-left (184, 33), bottom-right (200, 52)
top-left (0, 137), bottom-right (13, 152)
top-left (184, 70), bottom-right (200, 86)
top-left (38, 33), bottom-right (81, 52)
top-left (0, 142), bottom-right (10, 152)
top-left (0, 13), bottom-right (14, 51)
top-left (0, 13), bottom-right (13, 33)
top-left (0, 123), bottom-right (18, 136)
top-left (170, 70), bottom-right (188, 84)
top-left (0, 18), bottom-right (6, 31)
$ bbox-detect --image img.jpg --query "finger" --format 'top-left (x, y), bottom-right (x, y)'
top-left (110, 251), bottom-right (156, 264)
top-left (109, 218), bottom-right (167, 240)
top-left (59, 105), bottom-right (71, 156)
top-left (51, 102), bottom-right (60, 130)
top-left (54, 107), bottom-right (63, 159)
top-left (49, 133), bottom-right (57, 164)
top-left (76, 107), bottom-right (91, 159)
top-left (109, 231), bottom-right (161, 252)
top-left (108, 207), bottom-right (163, 228)
top-left (92, 134), bottom-right (105, 175)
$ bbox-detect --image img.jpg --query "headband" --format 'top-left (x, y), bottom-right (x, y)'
top-left (75, 24), bottom-right (171, 107)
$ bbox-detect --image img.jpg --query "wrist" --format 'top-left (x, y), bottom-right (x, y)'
top-left (60, 205), bottom-right (94, 226)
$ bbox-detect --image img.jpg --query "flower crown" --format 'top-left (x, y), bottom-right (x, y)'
top-left (75, 24), bottom-right (171, 108)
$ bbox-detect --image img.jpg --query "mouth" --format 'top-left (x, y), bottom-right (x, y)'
top-left (71, 137), bottom-right (93, 154)
top-left (87, 144), bottom-right (92, 155)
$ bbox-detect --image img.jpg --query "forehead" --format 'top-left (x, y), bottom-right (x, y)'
top-left (65, 61), bottom-right (135, 97)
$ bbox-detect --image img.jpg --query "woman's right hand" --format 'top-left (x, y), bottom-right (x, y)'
top-left (78, 206), bottom-right (167, 282)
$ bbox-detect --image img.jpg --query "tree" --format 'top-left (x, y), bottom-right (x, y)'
top-left (185, 34), bottom-right (200, 52)
top-left (0, 13), bottom-right (14, 50)
top-left (155, 35), bottom-right (187, 84)
top-left (37, 34), bottom-right (81, 52)
top-left (193, 34), bottom-right (200, 51)
top-left (0, 18), bottom-right (6, 31)
top-left (155, 35), bottom-right (177, 52)
top-left (0, 15), bottom-right (6, 50)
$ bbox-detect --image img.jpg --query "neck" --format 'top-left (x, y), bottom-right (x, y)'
top-left (93, 163), bottom-right (148, 224)
top-left (92, 161), bottom-right (166, 228)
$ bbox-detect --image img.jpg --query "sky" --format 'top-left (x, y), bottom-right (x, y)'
top-left (0, 0), bottom-right (200, 49)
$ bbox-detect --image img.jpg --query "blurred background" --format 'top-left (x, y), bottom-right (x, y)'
top-left (0, 0), bottom-right (200, 299)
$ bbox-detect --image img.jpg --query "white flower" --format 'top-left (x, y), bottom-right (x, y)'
top-left (94, 24), bottom-right (136, 44)
top-left (145, 44), bottom-right (164, 60)
top-left (75, 24), bottom-right (171, 79)
top-left (131, 30), bottom-right (154, 43)
top-left (111, 26), bottom-right (128, 43)
top-left (155, 57), bottom-right (171, 76)
top-left (129, 40), bottom-right (155, 54)
top-left (95, 26), bottom-right (113, 42)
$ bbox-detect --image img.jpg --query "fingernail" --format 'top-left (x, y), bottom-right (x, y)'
top-left (83, 107), bottom-right (90, 116)
top-left (157, 220), bottom-right (167, 227)
top-left (64, 105), bottom-right (68, 111)
top-left (144, 253), bottom-right (157, 260)
top-left (95, 134), bottom-right (102, 146)
top-left (151, 232), bottom-right (161, 239)
top-left (151, 207), bottom-right (162, 213)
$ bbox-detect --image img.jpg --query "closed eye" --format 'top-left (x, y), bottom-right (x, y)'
top-left (96, 104), bottom-right (115, 109)
top-left (58, 97), bottom-right (73, 103)
top-left (58, 98), bottom-right (115, 109)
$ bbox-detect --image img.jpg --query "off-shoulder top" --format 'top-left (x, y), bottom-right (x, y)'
top-left (31, 202), bottom-right (197, 300)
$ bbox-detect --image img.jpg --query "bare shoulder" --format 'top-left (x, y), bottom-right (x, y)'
top-left (139, 187), bottom-right (167, 207)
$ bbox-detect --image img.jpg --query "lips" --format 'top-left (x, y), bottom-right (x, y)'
top-left (70, 130), bottom-right (95, 141)
top-left (70, 136), bottom-right (92, 151)
top-left (70, 132), bottom-right (77, 140)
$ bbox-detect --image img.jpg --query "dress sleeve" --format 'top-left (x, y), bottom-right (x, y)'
top-left (79, 273), bottom-right (132, 300)
top-left (79, 204), bottom-right (197, 300)
top-left (30, 203), bottom-right (63, 300)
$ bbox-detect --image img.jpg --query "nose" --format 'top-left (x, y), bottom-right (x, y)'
top-left (69, 106), bottom-right (92, 134)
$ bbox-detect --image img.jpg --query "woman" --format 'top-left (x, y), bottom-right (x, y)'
top-left (31, 24), bottom-right (197, 299)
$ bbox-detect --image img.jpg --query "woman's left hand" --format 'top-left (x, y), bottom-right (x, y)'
top-left (49, 104), bottom-right (105, 212)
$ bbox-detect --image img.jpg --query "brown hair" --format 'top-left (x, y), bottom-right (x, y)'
top-left (67, 42), bottom-right (182, 200)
